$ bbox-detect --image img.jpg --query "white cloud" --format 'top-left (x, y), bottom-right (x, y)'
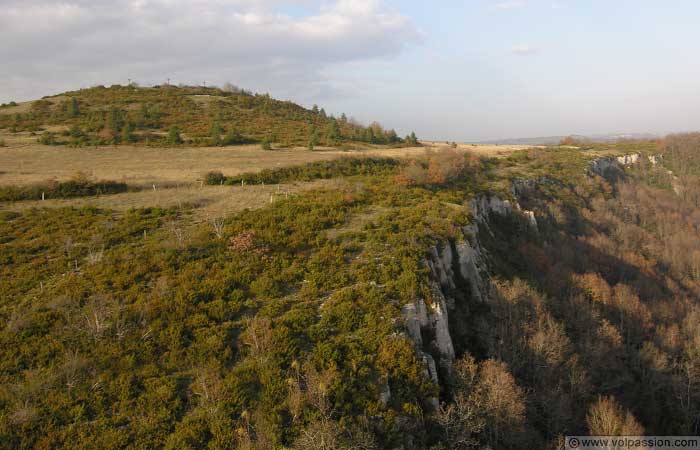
top-left (512, 44), bottom-right (538, 55)
top-left (0, 0), bottom-right (420, 103)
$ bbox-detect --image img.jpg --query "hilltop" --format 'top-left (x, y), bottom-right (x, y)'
top-left (0, 84), bottom-right (417, 148)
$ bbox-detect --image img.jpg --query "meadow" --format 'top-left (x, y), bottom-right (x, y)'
top-left (0, 128), bottom-right (532, 218)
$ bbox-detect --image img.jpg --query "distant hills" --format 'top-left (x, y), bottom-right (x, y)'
top-left (477, 132), bottom-right (660, 146)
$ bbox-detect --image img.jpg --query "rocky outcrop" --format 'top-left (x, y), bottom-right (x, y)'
top-left (648, 154), bottom-right (663, 165)
top-left (403, 191), bottom-right (538, 390)
top-left (617, 153), bottom-right (640, 165)
top-left (588, 152), bottom-right (656, 176)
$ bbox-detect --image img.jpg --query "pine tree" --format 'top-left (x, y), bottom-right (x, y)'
top-left (121, 122), bottom-right (134, 143)
top-left (210, 121), bottom-right (223, 146)
top-left (106, 107), bottom-right (123, 134)
top-left (67, 97), bottom-right (80, 117)
top-left (325, 119), bottom-right (341, 145)
top-left (224, 128), bottom-right (243, 145)
top-left (312, 104), bottom-right (319, 115)
top-left (167, 125), bottom-right (183, 145)
top-left (138, 103), bottom-right (150, 128)
top-left (309, 124), bottom-right (319, 146)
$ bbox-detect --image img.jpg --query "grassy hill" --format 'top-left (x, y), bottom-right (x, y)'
top-left (0, 85), bottom-right (416, 148)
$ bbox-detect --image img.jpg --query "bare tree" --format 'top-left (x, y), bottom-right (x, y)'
top-left (209, 216), bottom-right (225, 239)
top-left (82, 294), bottom-right (112, 340)
top-left (586, 396), bottom-right (644, 436)
top-left (241, 316), bottom-right (273, 361)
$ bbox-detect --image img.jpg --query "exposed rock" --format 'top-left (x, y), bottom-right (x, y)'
top-left (420, 352), bottom-right (441, 411)
top-left (380, 383), bottom-right (392, 407)
top-left (648, 154), bottom-right (663, 165)
top-left (589, 156), bottom-right (623, 176)
top-left (454, 243), bottom-right (484, 302)
top-left (403, 192), bottom-right (542, 396)
top-left (617, 153), bottom-right (640, 165)
top-left (588, 152), bottom-right (662, 177)
top-left (428, 282), bottom-right (456, 362)
top-left (426, 246), bottom-right (457, 292)
top-left (469, 196), bottom-right (513, 222)
top-left (511, 178), bottom-right (537, 197)
top-left (422, 352), bottom-right (439, 384)
top-left (402, 302), bottom-right (423, 346)
top-left (523, 210), bottom-right (538, 231)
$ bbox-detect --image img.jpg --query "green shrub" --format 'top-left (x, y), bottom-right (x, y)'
top-left (223, 129), bottom-right (245, 145)
top-left (37, 131), bottom-right (58, 145)
top-left (204, 171), bottom-right (226, 185)
top-left (167, 125), bottom-right (183, 145)
top-left (0, 176), bottom-right (129, 201)
top-left (209, 157), bottom-right (401, 185)
top-left (210, 121), bottom-right (223, 146)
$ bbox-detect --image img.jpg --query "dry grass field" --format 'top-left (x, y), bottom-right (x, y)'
top-left (0, 129), bottom-right (535, 217)
top-left (0, 131), bottom-right (533, 186)
top-left (0, 179), bottom-right (337, 221)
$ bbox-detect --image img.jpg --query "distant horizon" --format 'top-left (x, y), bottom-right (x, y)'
top-left (8, 81), bottom-right (697, 144)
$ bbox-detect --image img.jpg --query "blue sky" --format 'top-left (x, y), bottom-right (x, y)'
top-left (1, 0), bottom-right (699, 140)
top-left (325, 0), bottom-right (700, 140)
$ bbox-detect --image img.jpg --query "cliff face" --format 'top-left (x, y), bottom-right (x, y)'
top-left (588, 152), bottom-right (663, 177)
top-left (392, 151), bottom-right (664, 450)
top-left (405, 152), bottom-right (657, 391)
top-left (402, 191), bottom-right (538, 392)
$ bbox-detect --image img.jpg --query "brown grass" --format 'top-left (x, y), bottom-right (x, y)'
top-left (0, 130), bottom-right (534, 187)
top-left (0, 129), bottom-right (535, 220)
top-left (1, 180), bottom-right (338, 221)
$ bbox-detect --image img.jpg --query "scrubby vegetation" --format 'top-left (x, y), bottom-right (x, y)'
top-left (206, 157), bottom-right (402, 186)
top-left (0, 85), bottom-right (419, 148)
top-left (0, 173), bottom-right (129, 201)
top-left (432, 138), bottom-right (700, 447)
top-left (2, 137), bottom-right (699, 449)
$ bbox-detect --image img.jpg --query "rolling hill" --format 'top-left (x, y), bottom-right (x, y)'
top-left (0, 84), bottom-right (416, 148)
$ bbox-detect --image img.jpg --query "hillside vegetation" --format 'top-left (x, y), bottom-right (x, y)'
top-left (0, 85), bottom-right (417, 148)
top-left (4, 132), bottom-right (699, 449)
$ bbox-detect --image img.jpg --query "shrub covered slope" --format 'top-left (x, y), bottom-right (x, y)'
top-left (0, 85), bottom-right (416, 148)
top-left (2, 138), bottom-right (700, 449)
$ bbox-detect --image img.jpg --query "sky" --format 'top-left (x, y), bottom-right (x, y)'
top-left (1, 0), bottom-right (699, 141)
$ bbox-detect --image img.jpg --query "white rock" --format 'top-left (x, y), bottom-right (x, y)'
top-left (523, 210), bottom-right (538, 230)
